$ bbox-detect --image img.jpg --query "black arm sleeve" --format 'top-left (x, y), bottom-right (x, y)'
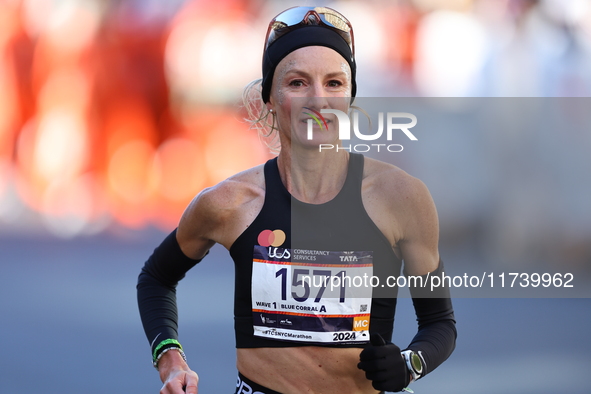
top-left (405, 260), bottom-right (457, 377)
top-left (136, 229), bottom-right (204, 354)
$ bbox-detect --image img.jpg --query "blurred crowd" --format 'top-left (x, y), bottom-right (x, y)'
top-left (0, 0), bottom-right (590, 259)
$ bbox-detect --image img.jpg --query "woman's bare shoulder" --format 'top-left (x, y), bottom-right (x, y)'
top-left (201, 164), bottom-right (266, 211)
top-left (178, 164), bottom-right (267, 249)
top-left (362, 156), bottom-right (436, 233)
top-left (362, 156), bottom-right (428, 202)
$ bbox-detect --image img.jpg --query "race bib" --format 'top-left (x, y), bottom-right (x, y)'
top-left (251, 246), bottom-right (373, 344)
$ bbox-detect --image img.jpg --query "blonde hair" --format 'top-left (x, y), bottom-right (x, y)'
top-left (242, 79), bottom-right (281, 154)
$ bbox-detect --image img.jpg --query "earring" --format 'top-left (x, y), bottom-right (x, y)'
top-left (270, 109), bottom-right (277, 131)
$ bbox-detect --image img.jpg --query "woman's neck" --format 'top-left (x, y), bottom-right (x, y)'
top-left (277, 148), bottom-right (350, 204)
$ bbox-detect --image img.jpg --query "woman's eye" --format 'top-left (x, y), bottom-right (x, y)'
top-left (328, 80), bottom-right (343, 87)
top-left (289, 80), bottom-right (304, 87)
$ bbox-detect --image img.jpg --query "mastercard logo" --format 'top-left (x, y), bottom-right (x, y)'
top-left (258, 229), bottom-right (286, 247)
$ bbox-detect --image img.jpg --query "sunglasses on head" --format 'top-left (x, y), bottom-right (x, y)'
top-left (264, 6), bottom-right (355, 57)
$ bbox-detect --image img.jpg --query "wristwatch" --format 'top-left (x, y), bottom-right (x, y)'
top-left (401, 350), bottom-right (424, 382)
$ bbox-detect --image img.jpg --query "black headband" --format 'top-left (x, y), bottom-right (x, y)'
top-left (261, 25), bottom-right (357, 103)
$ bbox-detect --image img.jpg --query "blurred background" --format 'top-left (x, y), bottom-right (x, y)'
top-left (0, 0), bottom-right (590, 393)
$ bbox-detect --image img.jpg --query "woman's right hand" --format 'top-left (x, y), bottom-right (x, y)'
top-left (158, 349), bottom-right (199, 394)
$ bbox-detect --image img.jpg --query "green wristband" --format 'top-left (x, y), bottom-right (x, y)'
top-left (152, 338), bottom-right (183, 363)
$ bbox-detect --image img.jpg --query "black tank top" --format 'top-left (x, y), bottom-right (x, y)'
top-left (230, 153), bottom-right (401, 348)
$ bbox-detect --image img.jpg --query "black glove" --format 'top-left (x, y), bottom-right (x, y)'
top-left (358, 333), bottom-right (410, 392)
